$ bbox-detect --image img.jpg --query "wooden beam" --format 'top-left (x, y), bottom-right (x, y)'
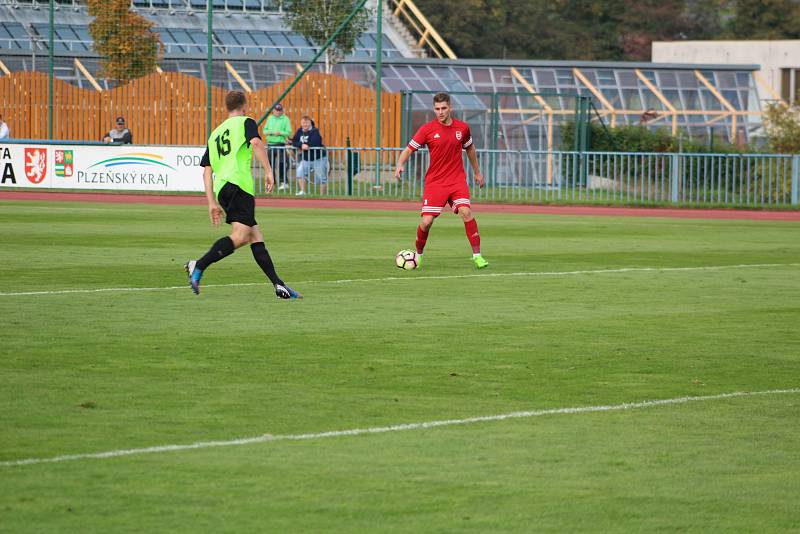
top-left (225, 61), bottom-right (252, 93)
top-left (752, 70), bottom-right (786, 105)
top-left (635, 68), bottom-right (677, 135)
top-left (694, 70), bottom-right (736, 112)
top-left (74, 58), bottom-right (102, 92)
top-left (400, 0), bottom-right (457, 59)
top-left (694, 70), bottom-right (737, 142)
top-left (573, 67), bottom-right (616, 126)
top-left (703, 112), bottom-right (733, 127)
top-left (520, 113), bottom-right (544, 125)
top-left (510, 67), bottom-right (551, 111)
top-left (395, 5), bottom-right (425, 41)
top-left (0, 59), bottom-right (10, 76)
top-left (418, 28), bottom-right (431, 49)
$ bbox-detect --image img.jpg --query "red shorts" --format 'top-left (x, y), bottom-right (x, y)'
top-left (420, 181), bottom-right (471, 217)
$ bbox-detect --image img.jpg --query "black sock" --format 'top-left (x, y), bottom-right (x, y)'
top-left (196, 236), bottom-right (235, 271)
top-left (251, 242), bottom-right (284, 286)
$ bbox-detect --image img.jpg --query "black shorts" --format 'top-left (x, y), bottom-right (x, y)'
top-left (217, 182), bottom-right (257, 227)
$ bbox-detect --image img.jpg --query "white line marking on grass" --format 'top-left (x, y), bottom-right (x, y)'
top-left (0, 263), bottom-right (798, 297)
top-left (1, 388), bottom-right (798, 468)
top-left (322, 263), bottom-right (800, 284)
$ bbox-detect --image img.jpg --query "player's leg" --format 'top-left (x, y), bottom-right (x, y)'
top-left (249, 225), bottom-right (302, 299)
top-left (267, 147), bottom-right (277, 188)
top-left (274, 147), bottom-right (288, 190)
top-left (416, 214), bottom-right (435, 257)
top-left (185, 222), bottom-right (248, 294)
top-left (455, 205), bottom-right (488, 269)
top-left (314, 157), bottom-right (328, 196)
top-left (296, 159), bottom-right (307, 195)
top-left (186, 184), bottom-right (257, 294)
top-left (416, 188), bottom-right (446, 266)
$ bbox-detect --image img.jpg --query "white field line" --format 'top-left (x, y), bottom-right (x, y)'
top-left (1, 262), bottom-right (798, 297)
top-left (2, 388), bottom-right (798, 468)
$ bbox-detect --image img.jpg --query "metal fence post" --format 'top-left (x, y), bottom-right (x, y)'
top-left (48, 0), bottom-right (54, 140)
top-left (399, 91), bottom-right (407, 143)
top-left (490, 92), bottom-right (499, 187)
top-left (206, 0), bottom-right (213, 139)
top-left (375, 0), bottom-right (383, 188)
top-left (670, 152), bottom-right (680, 204)
top-left (792, 154), bottom-right (800, 206)
top-left (346, 136), bottom-right (353, 196)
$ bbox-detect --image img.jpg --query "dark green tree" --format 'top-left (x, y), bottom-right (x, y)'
top-left (726, 0), bottom-right (800, 38)
top-left (618, 0), bottom-right (688, 60)
top-left (682, 0), bottom-right (727, 39)
top-left (284, 0), bottom-right (371, 73)
top-left (410, 0), bottom-right (506, 58)
top-left (552, 0), bottom-right (625, 60)
top-left (409, 0), bottom-right (800, 60)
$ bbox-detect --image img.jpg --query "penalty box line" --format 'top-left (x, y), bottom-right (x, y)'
top-left (1, 388), bottom-right (798, 468)
top-left (0, 262), bottom-right (798, 297)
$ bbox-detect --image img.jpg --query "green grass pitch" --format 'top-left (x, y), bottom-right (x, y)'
top-left (1, 199), bottom-right (799, 532)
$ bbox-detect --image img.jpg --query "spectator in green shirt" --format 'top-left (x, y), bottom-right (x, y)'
top-left (263, 104), bottom-right (292, 191)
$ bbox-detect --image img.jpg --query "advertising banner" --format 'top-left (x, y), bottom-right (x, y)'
top-left (0, 143), bottom-right (207, 192)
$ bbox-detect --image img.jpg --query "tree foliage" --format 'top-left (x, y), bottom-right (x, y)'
top-left (411, 0), bottom-right (800, 61)
top-left (284, 0), bottom-right (371, 73)
top-left (725, 0), bottom-right (800, 39)
top-left (87, 0), bottom-right (161, 83)
top-left (763, 103), bottom-right (800, 153)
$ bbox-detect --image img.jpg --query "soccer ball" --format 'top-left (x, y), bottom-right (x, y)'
top-left (395, 250), bottom-right (418, 270)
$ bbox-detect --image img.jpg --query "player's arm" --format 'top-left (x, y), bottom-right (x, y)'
top-left (395, 126), bottom-right (425, 180)
top-left (246, 118), bottom-right (274, 193)
top-left (394, 147), bottom-right (413, 180)
top-left (251, 137), bottom-right (274, 193)
top-left (465, 144), bottom-right (485, 188)
top-left (202, 165), bottom-right (223, 227)
top-left (199, 147), bottom-right (222, 226)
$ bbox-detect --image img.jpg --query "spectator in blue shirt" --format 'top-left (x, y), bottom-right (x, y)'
top-left (291, 116), bottom-right (328, 196)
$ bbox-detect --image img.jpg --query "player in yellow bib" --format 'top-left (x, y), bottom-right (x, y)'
top-left (185, 91), bottom-right (301, 299)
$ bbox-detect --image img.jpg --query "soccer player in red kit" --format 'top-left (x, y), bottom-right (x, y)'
top-left (393, 92), bottom-right (488, 269)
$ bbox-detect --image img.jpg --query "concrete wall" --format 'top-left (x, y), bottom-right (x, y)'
top-left (652, 40), bottom-right (800, 103)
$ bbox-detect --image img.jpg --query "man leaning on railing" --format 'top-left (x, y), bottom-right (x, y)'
top-left (102, 116), bottom-right (132, 144)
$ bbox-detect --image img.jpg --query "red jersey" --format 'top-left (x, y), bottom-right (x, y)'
top-left (407, 118), bottom-right (473, 186)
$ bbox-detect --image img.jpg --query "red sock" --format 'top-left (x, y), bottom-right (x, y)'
top-left (464, 218), bottom-right (480, 254)
top-left (415, 225), bottom-right (429, 254)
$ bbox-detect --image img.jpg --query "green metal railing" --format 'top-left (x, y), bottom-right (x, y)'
top-left (252, 146), bottom-right (800, 208)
